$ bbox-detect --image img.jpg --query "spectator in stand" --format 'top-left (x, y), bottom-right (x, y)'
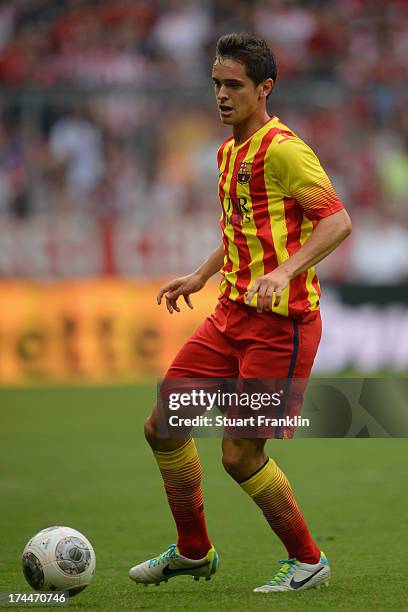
top-left (0, 22), bottom-right (52, 85)
top-left (49, 106), bottom-right (103, 199)
top-left (152, 0), bottom-right (211, 81)
top-left (0, 112), bottom-right (32, 217)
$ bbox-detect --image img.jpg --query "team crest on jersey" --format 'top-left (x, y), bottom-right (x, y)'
top-left (237, 161), bottom-right (253, 184)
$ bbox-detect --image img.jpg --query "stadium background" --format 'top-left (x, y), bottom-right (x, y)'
top-left (0, 0), bottom-right (407, 383)
top-left (0, 2), bottom-right (407, 610)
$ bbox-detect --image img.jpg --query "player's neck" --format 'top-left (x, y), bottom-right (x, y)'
top-left (233, 111), bottom-right (271, 145)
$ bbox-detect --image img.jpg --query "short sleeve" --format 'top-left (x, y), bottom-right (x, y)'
top-left (271, 137), bottom-right (344, 220)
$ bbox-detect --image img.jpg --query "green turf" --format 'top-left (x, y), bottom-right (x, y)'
top-left (0, 386), bottom-right (406, 611)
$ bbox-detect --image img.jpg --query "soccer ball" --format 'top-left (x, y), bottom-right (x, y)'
top-left (22, 526), bottom-right (96, 596)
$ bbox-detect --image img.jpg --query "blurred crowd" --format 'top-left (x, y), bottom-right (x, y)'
top-left (0, 0), bottom-right (407, 282)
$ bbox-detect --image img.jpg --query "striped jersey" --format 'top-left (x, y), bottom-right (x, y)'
top-left (217, 115), bottom-right (344, 320)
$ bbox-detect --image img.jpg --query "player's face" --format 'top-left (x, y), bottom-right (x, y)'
top-left (212, 57), bottom-right (266, 126)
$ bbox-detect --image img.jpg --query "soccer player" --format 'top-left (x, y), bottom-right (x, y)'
top-left (129, 33), bottom-right (351, 593)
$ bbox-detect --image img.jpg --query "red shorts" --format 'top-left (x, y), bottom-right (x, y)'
top-left (166, 294), bottom-right (322, 380)
top-left (161, 295), bottom-right (322, 438)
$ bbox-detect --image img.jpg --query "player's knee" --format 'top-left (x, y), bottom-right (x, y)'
top-left (221, 445), bottom-right (247, 478)
top-left (144, 413), bottom-right (158, 444)
top-left (222, 439), bottom-right (266, 481)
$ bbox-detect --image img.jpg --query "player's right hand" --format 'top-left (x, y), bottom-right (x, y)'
top-left (157, 273), bottom-right (206, 314)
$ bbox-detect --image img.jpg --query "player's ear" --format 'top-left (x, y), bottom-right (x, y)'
top-left (260, 78), bottom-right (274, 99)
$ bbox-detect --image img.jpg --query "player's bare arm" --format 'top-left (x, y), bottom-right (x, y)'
top-left (157, 243), bottom-right (224, 314)
top-left (246, 208), bottom-right (352, 312)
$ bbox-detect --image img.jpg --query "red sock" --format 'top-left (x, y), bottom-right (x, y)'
top-left (154, 439), bottom-right (212, 559)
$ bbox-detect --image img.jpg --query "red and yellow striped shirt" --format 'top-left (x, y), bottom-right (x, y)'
top-left (217, 115), bottom-right (344, 320)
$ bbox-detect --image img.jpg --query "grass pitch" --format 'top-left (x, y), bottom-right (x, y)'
top-left (0, 386), bottom-right (406, 611)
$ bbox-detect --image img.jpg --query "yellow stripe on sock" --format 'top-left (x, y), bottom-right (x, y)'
top-left (153, 438), bottom-right (197, 470)
top-left (239, 458), bottom-right (279, 497)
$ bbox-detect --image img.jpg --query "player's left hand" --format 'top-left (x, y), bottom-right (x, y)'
top-left (245, 269), bottom-right (291, 312)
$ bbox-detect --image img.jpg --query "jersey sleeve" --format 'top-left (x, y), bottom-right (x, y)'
top-left (271, 137), bottom-right (344, 220)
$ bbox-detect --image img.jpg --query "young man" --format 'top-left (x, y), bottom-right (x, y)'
top-left (129, 33), bottom-right (351, 593)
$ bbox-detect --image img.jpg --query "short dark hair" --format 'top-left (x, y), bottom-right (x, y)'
top-left (215, 33), bottom-right (277, 88)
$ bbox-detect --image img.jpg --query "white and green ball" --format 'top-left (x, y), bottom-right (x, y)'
top-left (22, 526), bottom-right (96, 596)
